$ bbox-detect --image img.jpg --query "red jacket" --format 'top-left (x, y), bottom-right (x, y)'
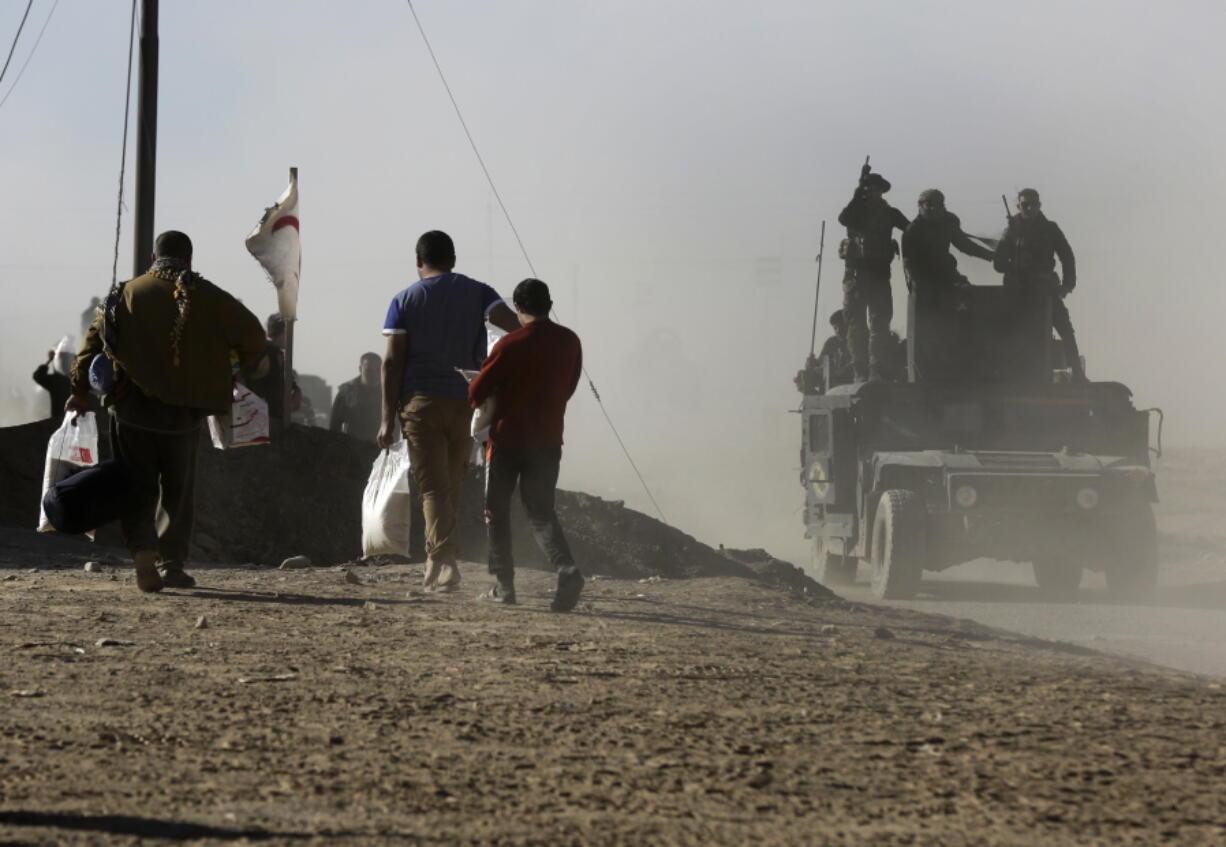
top-left (469, 319), bottom-right (582, 448)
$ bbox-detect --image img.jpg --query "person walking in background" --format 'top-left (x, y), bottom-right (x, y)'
top-left (330, 352), bottom-right (382, 442)
top-left (69, 231), bottom-right (266, 592)
top-left (32, 349), bottom-right (73, 419)
top-left (81, 296), bottom-right (102, 342)
top-left (377, 230), bottom-right (519, 592)
top-left (469, 279), bottom-right (585, 612)
top-left (244, 313), bottom-right (291, 423)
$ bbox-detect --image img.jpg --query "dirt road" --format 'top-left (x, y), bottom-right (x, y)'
top-left (2, 535), bottom-right (1225, 845)
top-left (844, 559), bottom-right (1226, 680)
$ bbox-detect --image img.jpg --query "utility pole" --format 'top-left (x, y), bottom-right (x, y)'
top-left (132, 0), bottom-right (158, 275)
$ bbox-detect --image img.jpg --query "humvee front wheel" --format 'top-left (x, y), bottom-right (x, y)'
top-left (869, 489), bottom-right (925, 600)
top-left (814, 539), bottom-right (857, 587)
top-left (1105, 502), bottom-right (1158, 601)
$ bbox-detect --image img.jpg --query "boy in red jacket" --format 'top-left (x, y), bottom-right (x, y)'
top-left (468, 279), bottom-right (584, 611)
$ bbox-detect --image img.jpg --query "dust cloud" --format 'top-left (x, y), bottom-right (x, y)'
top-left (2, 1), bottom-right (1225, 568)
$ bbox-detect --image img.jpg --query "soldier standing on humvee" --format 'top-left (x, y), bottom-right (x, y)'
top-left (902, 189), bottom-right (995, 379)
top-left (994, 188), bottom-right (1086, 382)
top-left (838, 163), bottom-right (909, 382)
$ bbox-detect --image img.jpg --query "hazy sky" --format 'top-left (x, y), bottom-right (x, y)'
top-left (2, 0), bottom-right (1224, 564)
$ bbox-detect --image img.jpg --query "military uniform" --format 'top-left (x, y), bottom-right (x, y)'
top-left (837, 181), bottom-right (909, 381)
top-left (817, 332), bottom-right (852, 385)
top-left (903, 207), bottom-right (995, 380)
top-left (993, 212), bottom-right (1084, 381)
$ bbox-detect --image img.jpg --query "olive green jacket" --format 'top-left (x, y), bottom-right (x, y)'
top-left (72, 271), bottom-right (266, 415)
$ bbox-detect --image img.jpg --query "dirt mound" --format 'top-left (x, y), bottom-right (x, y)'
top-left (0, 420), bottom-right (798, 583)
top-left (723, 546), bottom-right (833, 598)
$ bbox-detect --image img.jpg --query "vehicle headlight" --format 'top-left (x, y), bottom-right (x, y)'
top-left (954, 484), bottom-right (978, 509)
top-left (1075, 487), bottom-right (1099, 510)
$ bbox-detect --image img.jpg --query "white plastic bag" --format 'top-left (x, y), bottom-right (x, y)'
top-left (38, 411), bottom-right (99, 532)
top-left (208, 382), bottom-right (270, 449)
top-left (456, 368), bottom-right (496, 439)
top-left (361, 442), bottom-right (413, 557)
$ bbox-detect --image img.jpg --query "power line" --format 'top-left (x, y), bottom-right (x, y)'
top-left (402, 0), bottom-right (669, 526)
top-left (403, 0), bottom-right (536, 278)
top-left (0, 0), bottom-right (34, 87)
top-left (0, 0), bottom-right (60, 111)
top-left (111, 0), bottom-right (137, 289)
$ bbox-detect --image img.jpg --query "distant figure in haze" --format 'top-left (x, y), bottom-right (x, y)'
top-left (817, 309), bottom-right (853, 386)
top-left (330, 352), bottom-right (382, 443)
top-left (377, 230), bottom-right (520, 592)
top-left (994, 188), bottom-right (1085, 382)
top-left (290, 374), bottom-right (315, 427)
top-left (902, 189), bottom-right (995, 380)
top-left (81, 296), bottom-right (102, 341)
top-left (838, 163), bottom-right (909, 382)
top-left (31, 349), bottom-right (73, 419)
top-left (795, 310), bottom-right (853, 394)
top-left (468, 278), bottom-right (585, 612)
top-left (244, 313), bottom-right (290, 423)
top-left (69, 230), bottom-right (265, 592)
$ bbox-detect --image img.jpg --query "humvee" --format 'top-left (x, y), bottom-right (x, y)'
top-left (799, 286), bottom-right (1161, 599)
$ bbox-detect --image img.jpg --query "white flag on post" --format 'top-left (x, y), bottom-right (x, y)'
top-left (245, 168), bottom-right (301, 320)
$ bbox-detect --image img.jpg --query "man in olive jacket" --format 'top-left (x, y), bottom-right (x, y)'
top-left (69, 231), bottom-right (266, 592)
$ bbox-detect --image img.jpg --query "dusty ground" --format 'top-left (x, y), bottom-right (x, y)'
top-left (2, 532), bottom-right (1225, 845)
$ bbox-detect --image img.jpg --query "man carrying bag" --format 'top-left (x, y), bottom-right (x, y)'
top-left (69, 231), bottom-right (266, 592)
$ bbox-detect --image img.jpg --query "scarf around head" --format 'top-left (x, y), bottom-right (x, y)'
top-left (148, 256), bottom-right (206, 367)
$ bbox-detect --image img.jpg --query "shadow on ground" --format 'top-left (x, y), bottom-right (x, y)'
top-left (0, 810), bottom-right (310, 842)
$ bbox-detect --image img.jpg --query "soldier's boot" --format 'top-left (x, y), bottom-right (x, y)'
top-left (1062, 332), bottom-right (1087, 383)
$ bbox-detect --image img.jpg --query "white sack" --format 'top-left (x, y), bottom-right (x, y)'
top-left (361, 442), bottom-right (413, 558)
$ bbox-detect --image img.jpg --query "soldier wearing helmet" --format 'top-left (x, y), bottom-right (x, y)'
top-left (795, 310), bottom-right (853, 394)
top-left (902, 189), bottom-right (996, 379)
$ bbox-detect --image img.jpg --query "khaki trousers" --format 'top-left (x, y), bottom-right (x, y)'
top-left (399, 395), bottom-right (472, 565)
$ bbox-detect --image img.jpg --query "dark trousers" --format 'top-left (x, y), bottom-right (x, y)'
top-left (109, 414), bottom-right (200, 563)
top-left (484, 445), bottom-right (575, 579)
top-left (842, 267), bottom-right (893, 379)
top-left (1051, 297), bottom-right (1084, 378)
top-left (1008, 275), bottom-right (1084, 381)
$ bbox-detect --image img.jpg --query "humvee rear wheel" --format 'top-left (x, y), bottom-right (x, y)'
top-left (814, 540), bottom-right (857, 586)
top-left (1105, 502), bottom-right (1158, 601)
top-left (1032, 557), bottom-right (1082, 598)
top-left (869, 489), bottom-right (925, 600)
